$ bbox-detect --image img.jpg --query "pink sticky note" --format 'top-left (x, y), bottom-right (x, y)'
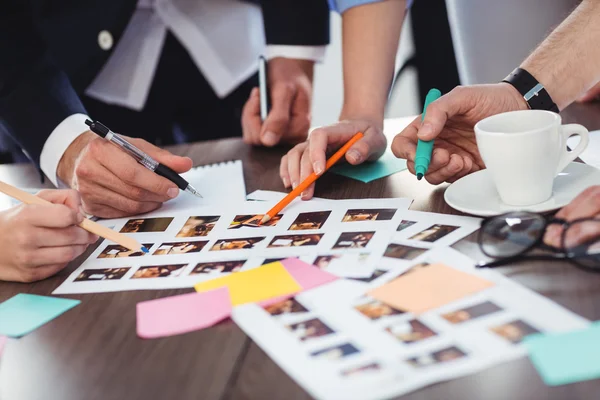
top-left (0, 336), bottom-right (6, 356)
top-left (260, 258), bottom-right (338, 307)
top-left (136, 288), bottom-right (231, 339)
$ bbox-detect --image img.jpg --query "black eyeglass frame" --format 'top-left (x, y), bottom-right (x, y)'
top-left (476, 212), bottom-right (600, 272)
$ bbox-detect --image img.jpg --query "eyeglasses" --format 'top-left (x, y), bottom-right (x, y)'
top-left (477, 211), bottom-right (600, 272)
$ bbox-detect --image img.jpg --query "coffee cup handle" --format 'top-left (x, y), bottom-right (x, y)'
top-left (557, 124), bottom-right (589, 174)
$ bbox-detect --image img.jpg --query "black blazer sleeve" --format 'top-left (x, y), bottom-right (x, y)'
top-left (0, 1), bottom-right (86, 171)
top-left (260, 0), bottom-right (330, 46)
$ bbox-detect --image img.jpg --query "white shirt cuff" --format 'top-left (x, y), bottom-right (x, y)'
top-left (265, 45), bottom-right (327, 63)
top-left (40, 113), bottom-right (90, 188)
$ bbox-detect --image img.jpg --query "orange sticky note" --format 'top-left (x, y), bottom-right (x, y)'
top-left (194, 262), bottom-right (302, 306)
top-left (368, 263), bottom-right (494, 314)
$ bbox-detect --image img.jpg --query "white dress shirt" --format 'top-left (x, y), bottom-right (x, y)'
top-left (40, 0), bottom-right (326, 187)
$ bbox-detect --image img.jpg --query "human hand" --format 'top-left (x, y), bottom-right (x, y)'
top-left (57, 131), bottom-right (193, 218)
top-left (544, 186), bottom-right (600, 248)
top-left (279, 118), bottom-right (387, 200)
top-left (0, 189), bottom-right (98, 283)
top-left (391, 83), bottom-right (528, 184)
top-left (242, 57), bottom-right (314, 147)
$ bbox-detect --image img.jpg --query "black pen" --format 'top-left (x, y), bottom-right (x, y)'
top-left (85, 119), bottom-right (202, 198)
top-left (258, 55), bottom-right (270, 121)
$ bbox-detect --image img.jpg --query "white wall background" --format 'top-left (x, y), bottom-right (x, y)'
top-left (310, 11), bottom-right (420, 128)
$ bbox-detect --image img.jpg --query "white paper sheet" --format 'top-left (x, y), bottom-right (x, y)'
top-left (568, 129), bottom-right (600, 169)
top-left (232, 247), bottom-right (589, 400)
top-left (53, 198), bottom-right (414, 294)
top-left (159, 160), bottom-right (246, 213)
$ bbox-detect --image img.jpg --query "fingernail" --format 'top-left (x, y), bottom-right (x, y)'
top-left (167, 188), bottom-right (179, 199)
top-left (292, 181), bottom-right (298, 189)
top-left (347, 150), bottom-right (363, 164)
top-left (420, 123), bottom-right (433, 137)
top-left (262, 131), bottom-right (278, 146)
top-left (282, 177), bottom-right (290, 187)
top-left (313, 162), bottom-right (324, 175)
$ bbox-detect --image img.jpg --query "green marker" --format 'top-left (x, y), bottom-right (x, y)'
top-left (415, 88), bottom-right (442, 180)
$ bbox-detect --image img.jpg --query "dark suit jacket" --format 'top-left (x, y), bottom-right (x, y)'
top-left (0, 0), bottom-right (330, 172)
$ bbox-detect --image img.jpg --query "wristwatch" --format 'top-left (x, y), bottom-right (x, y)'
top-left (502, 68), bottom-right (559, 112)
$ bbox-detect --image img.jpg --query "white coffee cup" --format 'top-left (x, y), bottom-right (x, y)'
top-left (474, 110), bottom-right (589, 206)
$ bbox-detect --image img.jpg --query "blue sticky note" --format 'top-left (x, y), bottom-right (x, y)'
top-left (523, 323), bottom-right (600, 386)
top-left (0, 294), bottom-right (80, 337)
top-left (331, 151), bottom-right (407, 183)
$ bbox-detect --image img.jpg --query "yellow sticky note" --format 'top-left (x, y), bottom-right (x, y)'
top-left (194, 262), bottom-right (302, 306)
top-left (368, 263), bottom-right (494, 314)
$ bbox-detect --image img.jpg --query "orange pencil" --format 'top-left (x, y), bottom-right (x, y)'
top-left (261, 132), bottom-right (364, 223)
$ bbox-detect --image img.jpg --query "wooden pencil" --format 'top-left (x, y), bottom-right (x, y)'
top-left (0, 181), bottom-right (147, 253)
top-left (261, 132), bottom-right (364, 223)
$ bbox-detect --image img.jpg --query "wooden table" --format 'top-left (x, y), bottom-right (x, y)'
top-left (1, 104), bottom-right (599, 400)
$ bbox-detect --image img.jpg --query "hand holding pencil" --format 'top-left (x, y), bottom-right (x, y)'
top-left (0, 189), bottom-right (99, 282)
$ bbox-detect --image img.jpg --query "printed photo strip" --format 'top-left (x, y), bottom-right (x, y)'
top-left (386, 319), bottom-right (437, 344)
top-left (286, 318), bottom-right (335, 342)
top-left (153, 241), bottom-right (207, 255)
top-left (268, 234), bottom-right (323, 248)
top-left (310, 343), bottom-right (360, 361)
top-left (229, 214), bottom-right (282, 229)
top-left (211, 236), bottom-right (265, 251)
top-left (98, 244), bottom-right (153, 258)
top-left (190, 260), bottom-right (245, 275)
top-left (121, 218), bottom-right (173, 233)
top-left (442, 301), bottom-right (503, 325)
top-left (342, 208), bottom-right (397, 222)
top-left (289, 211), bottom-right (332, 230)
top-left (177, 216), bottom-right (220, 237)
top-left (383, 243), bottom-right (427, 260)
top-left (409, 224), bottom-right (460, 243)
top-left (332, 232), bottom-right (375, 249)
top-left (75, 267), bottom-right (131, 282)
top-left (406, 346), bottom-right (468, 368)
top-left (131, 264), bottom-right (186, 279)
top-left (266, 298), bottom-right (309, 317)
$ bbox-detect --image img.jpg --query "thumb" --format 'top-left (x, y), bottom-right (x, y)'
top-left (261, 82), bottom-right (295, 147)
top-left (417, 92), bottom-right (464, 141)
top-left (345, 124), bottom-right (387, 165)
top-left (127, 137), bottom-right (193, 173)
top-left (36, 189), bottom-right (82, 211)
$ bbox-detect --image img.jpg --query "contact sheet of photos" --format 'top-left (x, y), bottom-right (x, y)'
top-left (232, 248), bottom-right (588, 400)
top-left (53, 198), bottom-right (415, 294)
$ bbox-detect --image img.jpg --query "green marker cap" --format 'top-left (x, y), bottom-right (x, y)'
top-left (415, 88), bottom-right (442, 180)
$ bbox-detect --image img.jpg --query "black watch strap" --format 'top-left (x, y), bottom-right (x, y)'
top-left (502, 68), bottom-right (559, 112)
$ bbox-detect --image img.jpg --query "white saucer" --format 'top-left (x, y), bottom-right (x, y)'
top-left (444, 162), bottom-right (600, 217)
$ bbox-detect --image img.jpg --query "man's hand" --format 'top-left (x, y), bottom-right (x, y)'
top-left (391, 83), bottom-right (528, 184)
top-left (280, 118), bottom-right (387, 200)
top-left (0, 189), bottom-right (98, 283)
top-left (544, 186), bottom-right (600, 248)
top-left (57, 132), bottom-right (193, 218)
top-left (242, 57), bottom-right (314, 147)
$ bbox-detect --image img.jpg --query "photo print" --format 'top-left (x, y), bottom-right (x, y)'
top-left (341, 362), bottom-right (382, 377)
top-left (397, 220), bottom-right (417, 232)
top-left (176, 216), bottom-right (220, 237)
top-left (289, 211), bottom-right (332, 230)
top-left (442, 301), bottom-right (503, 325)
top-left (190, 260), bottom-right (245, 275)
top-left (349, 269), bottom-right (387, 283)
top-left (120, 218), bottom-right (173, 233)
top-left (131, 264), bottom-right (186, 279)
top-left (153, 241), bottom-right (207, 255)
top-left (98, 244), bottom-right (153, 258)
top-left (409, 224), bottom-right (460, 243)
top-left (489, 320), bottom-right (540, 344)
top-left (263, 257), bottom-right (290, 264)
top-left (332, 231), bottom-right (375, 249)
top-left (268, 234), bottom-right (324, 248)
top-left (229, 214), bottom-right (282, 229)
top-left (342, 208), bottom-right (397, 222)
top-left (383, 243), bottom-right (427, 260)
top-left (313, 253), bottom-right (369, 270)
top-left (265, 298), bottom-right (309, 316)
top-left (74, 267), bottom-right (130, 282)
top-left (406, 346), bottom-right (468, 368)
top-left (386, 319), bottom-right (437, 344)
top-left (211, 236), bottom-right (266, 251)
top-left (286, 318), bottom-right (335, 342)
top-left (354, 298), bottom-right (404, 320)
top-left (310, 343), bottom-right (360, 361)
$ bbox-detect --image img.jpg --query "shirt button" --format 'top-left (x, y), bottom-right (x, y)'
top-left (98, 30), bottom-right (113, 51)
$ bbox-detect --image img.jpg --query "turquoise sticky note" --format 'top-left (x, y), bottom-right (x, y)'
top-left (523, 323), bottom-right (600, 386)
top-left (331, 151), bottom-right (407, 183)
top-left (0, 294), bottom-right (80, 337)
